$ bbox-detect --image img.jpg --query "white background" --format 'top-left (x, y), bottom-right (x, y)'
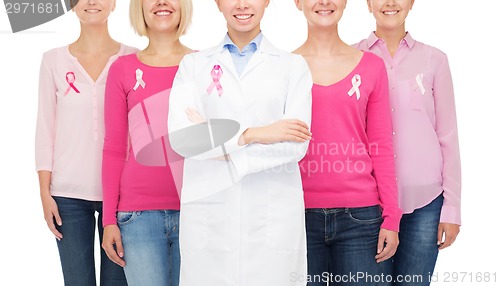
top-left (0, 0), bottom-right (499, 285)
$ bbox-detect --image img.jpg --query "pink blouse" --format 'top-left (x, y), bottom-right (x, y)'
top-left (354, 32), bottom-right (461, 225)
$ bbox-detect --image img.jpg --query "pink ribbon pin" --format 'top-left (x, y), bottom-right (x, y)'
top-left (64, 72), bottom-right (80, 96)
top-left (207, 65), bottom-right (224, 97)
top-left (347, 74), bottom-right (361, 100)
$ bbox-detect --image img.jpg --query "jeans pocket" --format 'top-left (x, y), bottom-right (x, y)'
top-left (117, 211), bottom-right (137, 225)
top-left (347, 206), bottom-right (382, 224)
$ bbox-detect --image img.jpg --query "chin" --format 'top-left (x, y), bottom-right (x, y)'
top-left (230, 25), bottom-right (259, 34)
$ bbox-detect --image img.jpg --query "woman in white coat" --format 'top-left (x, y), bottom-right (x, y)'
top-left (168, 0), bottom-right (313, 285)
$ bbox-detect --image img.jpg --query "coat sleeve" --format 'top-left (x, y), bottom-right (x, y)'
top-left (230, 55), bottom-right (313, 177)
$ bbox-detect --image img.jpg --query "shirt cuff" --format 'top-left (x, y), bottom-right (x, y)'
top-left (381, 206), bottom-right (402, 232)
top-left (439, 205), bottom-right (461, 225)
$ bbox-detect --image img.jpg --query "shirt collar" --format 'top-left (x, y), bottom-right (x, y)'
top-left (366, 32), bottom-right (381, 49)
top-left (367, 31), bottom-right (416, 50)
top-left (223, 32), bottom-right (263, 53)
top-left (205, 33), bottom-right (280, 56)
top-left (402, 32), bottom-right (416, 49)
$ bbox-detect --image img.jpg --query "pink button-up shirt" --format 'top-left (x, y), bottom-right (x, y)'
top-left (35, 44), bottom-right (137, 201)
top-left (354, 32), bottom-right (461, 225)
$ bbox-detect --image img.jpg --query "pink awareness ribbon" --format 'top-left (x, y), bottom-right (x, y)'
top-left (206, 65), bottom-right (224, 97)
top-left (347, 74), bottom-right (361, 100)
top-left (416, 73), bottom-right (426, 95)
top-left (64, 72), bottom-right (80, 96)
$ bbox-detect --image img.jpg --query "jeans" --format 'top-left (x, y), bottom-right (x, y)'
top-left (393, 194), bottom-right (443, 286)
top-left (305, 205), bottom-right (393, 286)
top-left (117, 210), bottom-right (180, 286)
top-left (53, 196), bottom-right (128, 286)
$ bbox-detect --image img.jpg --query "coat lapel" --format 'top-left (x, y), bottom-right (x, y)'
top-left (240, 37), bottom-right (281, 79)
top-left (240, 51), bottom-right (264, 79)
top-left (216, 51), bottom-right (239, 81)
top-left (204, 41), bottom-right (239, 82)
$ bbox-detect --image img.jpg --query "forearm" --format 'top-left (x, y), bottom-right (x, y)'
top-left (38, 170), bottom-right (52, 196)
top-left (231, 140), bottom-right (309, 177)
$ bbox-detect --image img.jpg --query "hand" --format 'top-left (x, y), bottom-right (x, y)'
top-left (185, 107), bottom-right (206, 124)
top-left (102, 225), bottom-right (126, 267)
top-left (437, 223), bottom-right (460, 250)
top-left (40, 193), bottom-right (63, 241)
top-left (375, 228), bottom-right (399, 263)
top-left (240, 119), bottom-right (312, 145)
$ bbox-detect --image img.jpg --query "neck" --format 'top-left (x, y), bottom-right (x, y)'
top-left (374, 26), bottom-right (407, 54)
top-left (227, 26), bottom-right (261, 51)
top-left (74, 23), bottom-right (115, 52)
top-left (143, 30), bottom-right (183, 55)
top-left (303, 25), bottom-right (346, 56)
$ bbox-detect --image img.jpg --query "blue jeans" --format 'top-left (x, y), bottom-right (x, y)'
top-left (117, 210), bottom-right (180, 286)
top-left (305, 205), bottom-right (393, 286)
top-left (53, 196), bottom-right (128, 286)
top-left (393, 194), bottom-right (443, 286)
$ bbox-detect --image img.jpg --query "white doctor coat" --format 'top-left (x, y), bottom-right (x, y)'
top-left (168, 36), bottom-right (312, 286)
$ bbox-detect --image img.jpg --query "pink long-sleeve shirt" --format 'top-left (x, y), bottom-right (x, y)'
top-left (300, 52), bottom-right (402, 232)
top-left (354, 32), bottom-right (461, 225)
top-left (102, 54), bottom-right (182, 226)
top-left (35, 44), bottom-right (136, 201)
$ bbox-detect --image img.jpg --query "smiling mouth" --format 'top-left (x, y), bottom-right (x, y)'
top-left (155, 10), bottom-right (172, 16)
top-left (315, 10), bottom-right (334, 15)
top-left (84, 9), bottom-right (101, 13)
top-left (383, 10), bottom-right (399, 15)
top-left (234, 14), bottom-right (253, 20)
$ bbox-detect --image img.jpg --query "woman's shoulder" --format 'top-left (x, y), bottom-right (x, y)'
top-left (413, 40), bottom-right (449, 61)
top-left (113, 43), bottom-right (140, 64)
top-left (41, 45), bottom-right (69, 62)
top-left (359, 51), bottom-right (390, 72)
top-left (360, 50), bottom-right (384, 63)
top-left (119, 43), bottom-right (140, 55)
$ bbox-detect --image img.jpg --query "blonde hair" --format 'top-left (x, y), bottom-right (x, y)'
top-left (129, 0), bottom-right (192, 38)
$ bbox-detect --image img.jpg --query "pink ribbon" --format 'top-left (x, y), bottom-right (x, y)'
top-left (207, 65), bottom-right (223, 97)
top-left (64, 72), bottom-right (80, 96)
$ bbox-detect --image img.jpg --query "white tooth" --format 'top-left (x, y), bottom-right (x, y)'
top-left (156, 11), bottom-right (171, 16)
top-left (235, 15), bottom-right (251, 20)
top-left (384, 11), bottom-right (398, 15)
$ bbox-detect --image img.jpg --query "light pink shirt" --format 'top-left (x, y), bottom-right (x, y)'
top-left (35, 44), bottom-right (137, 201)
top-left (354, 33), bottom-right (461, 225)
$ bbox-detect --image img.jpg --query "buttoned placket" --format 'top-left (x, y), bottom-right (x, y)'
top-left (378, 40), bottom-right (399, 163)
top-left (67, 45), bottom-right (123, 143)
top-left (376, 39), bottom-right (410, 183)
